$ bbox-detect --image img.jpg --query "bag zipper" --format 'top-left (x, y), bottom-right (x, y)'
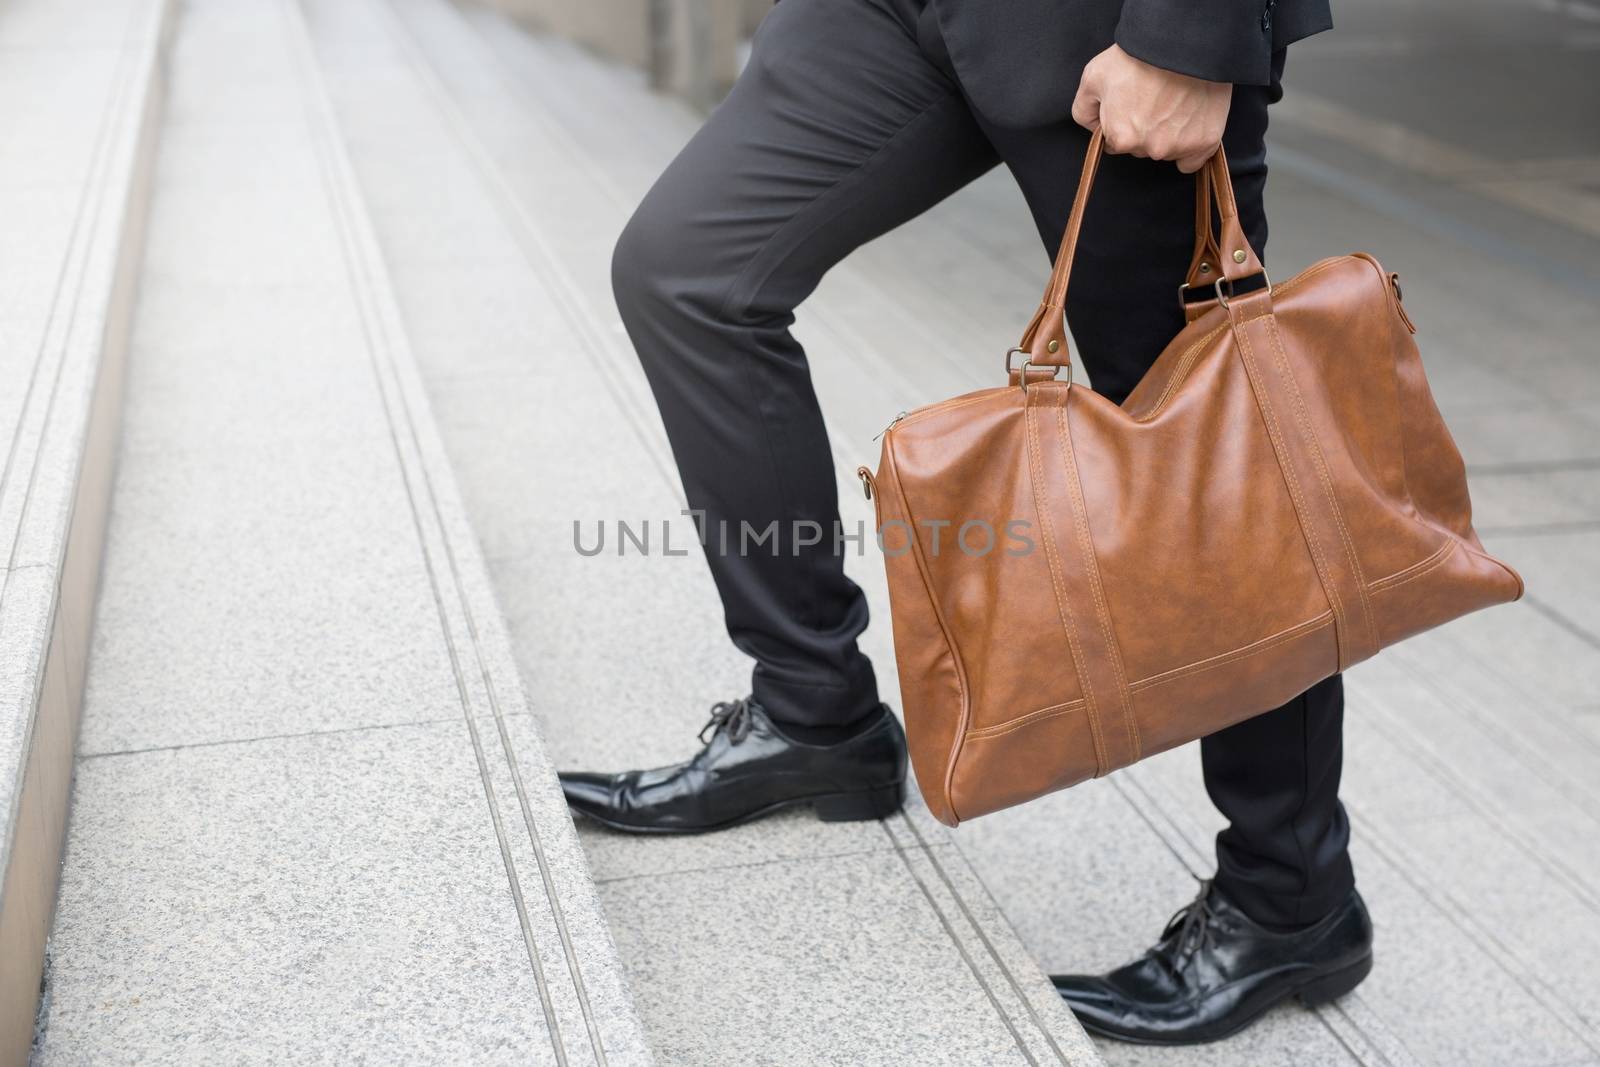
top-left (873, 411), bottom-right (906, 441)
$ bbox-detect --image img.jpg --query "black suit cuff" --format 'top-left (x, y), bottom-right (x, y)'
top-left (1114, 0), bottom-right (1276, 85)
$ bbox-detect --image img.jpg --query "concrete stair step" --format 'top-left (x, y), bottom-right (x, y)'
top-left (299, 0), bottom-right (1101, 1062)
top-left (0, 0), bottom-right (171, 1057)
top-left (34, 0), bottom-right (649, 1061)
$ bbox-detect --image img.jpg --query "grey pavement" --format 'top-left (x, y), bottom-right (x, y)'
top-left (22, 0), bottom-right (1600, 1063)
top-left (35, 0), bottom-right (649, 1062)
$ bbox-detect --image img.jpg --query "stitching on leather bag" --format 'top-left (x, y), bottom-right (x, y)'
top-left (898, 391), bottom-right (1002, 427)
top-left (1026, 400), bottom-right (1108, 776)
top-left (1134, 323), bottom-right (1227, 423)
top-left (1369, 539), bottom-right (1457, 593)
top-left (965, 699), bottom-right (1085, 740)
top-left (1028, 401), bottom-right (1107, 772)
top-left (1055, 404), bottom-right (1141, 762)
top-left (1234, 320), bottom-right (1352, 662)
top-left (1263, 313), bottom-right (1380, 654)
top-left (1129, 612), bottom-right (1336, 692)
top-left (885, 439), bottom-right (973, 824)
top-left (958, 540), bottom-right (1464, 742)
top-left (1136, 257), bottom-right (1347, 424)
top-left (966, 615), bottom-right (1334, 739)
top-left (1131, 541), bottom-right (1466, 694)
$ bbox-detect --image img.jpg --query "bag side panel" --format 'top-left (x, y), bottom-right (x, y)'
top-left (876, 440), bottom-right (968, 826)
top-left (1275, 256), bottom-right (1523, 639)
top-left (888, 396), bottom-right (1088, 737)
top-left (1368, 257), bottom-right (1485, 547)
top-left (1266, 258), bottom-right (1452, 587)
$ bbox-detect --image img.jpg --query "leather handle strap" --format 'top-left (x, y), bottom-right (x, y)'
top-left (1181, 170), bottom-right (1231, 322)
top-left (1185, 166), bottom-right (1221, 285)
top-left (1023, 384), bottom-right (1142, 774)
top-left (1019, 132), bottom-right (1265, 368)
top-left (1226, 293), bottom-right (1380, 670)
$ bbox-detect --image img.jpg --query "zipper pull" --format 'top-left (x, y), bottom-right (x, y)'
top-left (1389, 273), bottom-right (1417, 334)
top-left (873, 411), bottom-right (907, 442)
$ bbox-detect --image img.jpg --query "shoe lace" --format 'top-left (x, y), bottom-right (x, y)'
top-left (1158, 878), bottom-right (1218, 971)
top-left (698, 697), bottom-right (755, 746)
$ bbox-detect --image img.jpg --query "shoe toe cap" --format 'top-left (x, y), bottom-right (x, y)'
top-left (1051, 973), bottom-right (1150, 1035)
top-left (558, 770), bottom-right (622, 813)
top-left (1050, 974), bottom-right (1118, 1013)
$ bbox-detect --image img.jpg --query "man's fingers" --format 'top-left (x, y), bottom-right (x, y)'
top-left (1070, 85), bottom-right (1101, 132)
top-left (1103, 122), bottom-right (1146, 156)
top-left (1074, 43), bottom-right (1233, 168)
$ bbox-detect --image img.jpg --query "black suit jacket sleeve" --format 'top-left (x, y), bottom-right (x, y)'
top-left (926, 0), bottom-right (1330, 128)
top-left (1115, 0), bottom-right (1332, 85)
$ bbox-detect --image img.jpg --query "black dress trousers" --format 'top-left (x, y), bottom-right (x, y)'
top-left (609, 0), bottom-right (1353, 929)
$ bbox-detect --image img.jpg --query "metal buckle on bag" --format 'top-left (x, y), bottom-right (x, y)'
top-left (1005, 346), bottom-right (1072, 394)
top-left (1213, 270), bottom-right (1272, 310)
top-left (1178, 280), bottom-right (1214, 312)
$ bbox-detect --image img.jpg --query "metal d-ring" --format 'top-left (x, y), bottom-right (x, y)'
top-left (1214, 270), bottom-right (1272, 309)
top-left (1005, 346), bottom-right (1073, 393)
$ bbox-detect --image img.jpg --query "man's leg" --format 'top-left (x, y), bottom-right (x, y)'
top-left (561, 0), bottom-right (999, 832)
top-left (983, 59), bottom-right (1370, 1042)
top-left (610, 0), bottom-right (996, 730)
top-left (1203, 675), bottom-right (1353, 928)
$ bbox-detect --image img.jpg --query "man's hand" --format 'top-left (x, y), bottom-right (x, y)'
top-left (1072, 45), bottom-right (1232, 173)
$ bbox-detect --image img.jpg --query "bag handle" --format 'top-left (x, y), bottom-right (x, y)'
top-left (1015, 130), bottom-right (1265, 370)
top-left (1181, 166), bottom-right (1222, 307)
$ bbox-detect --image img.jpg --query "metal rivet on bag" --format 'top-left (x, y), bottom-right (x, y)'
top-left (1047, 339), bottom-right (1060, 353)
top-left (1233, 249), bottom-right (1247, 263)
top-left (1199, 262), bottom-right (1211, 274)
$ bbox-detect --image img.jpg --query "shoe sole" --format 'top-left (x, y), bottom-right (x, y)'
top-left (1070, 952), bottom-right (1374, 1046)
top-left (567, 780), bottom-right (906, 835)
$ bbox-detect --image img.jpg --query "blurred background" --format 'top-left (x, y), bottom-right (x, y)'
top-left (2, 0), bottom-right (1596, 1065)
top-left (494, 0), bottom-right (768, 107)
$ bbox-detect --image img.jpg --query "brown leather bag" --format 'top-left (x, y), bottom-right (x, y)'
top-left (859, 132), bottom-right (1522, 827)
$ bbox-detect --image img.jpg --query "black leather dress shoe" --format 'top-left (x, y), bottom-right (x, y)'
top-left (558, 698), bottom-right (906, 833)
top-left (1052, 881), bottom-right (1373, 1045)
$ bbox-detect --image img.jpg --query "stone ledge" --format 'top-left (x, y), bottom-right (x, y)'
top-left (0, 0), bottom-right (174, 1058)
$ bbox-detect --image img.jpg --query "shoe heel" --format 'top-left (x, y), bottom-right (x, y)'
top-left (814, 782), bottom-right (904, 822)
top-left (1298, 954), bottom-right (1373, 1008)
